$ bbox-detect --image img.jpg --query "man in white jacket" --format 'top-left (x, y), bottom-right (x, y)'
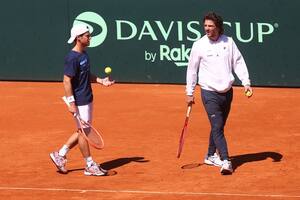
top-left (186, 12), bottom-right (253, 175)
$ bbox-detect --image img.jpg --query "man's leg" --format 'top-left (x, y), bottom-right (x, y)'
top-left (50, 130), bottom-right (79, 174)
top-left (201, 90), bottom-right (217, 156)
top-left (77, 103), bottom-right (107, 176)
top-left (78, 131), bottom-right (91, 158)
top-left (201, 89), bottom-right (229, 160)
top-left (64, 131), bottom-right (79, 150)
top-left (222, 88), bottom-right (233, 126)
top-left (208, 131), bottom-right (216, 156)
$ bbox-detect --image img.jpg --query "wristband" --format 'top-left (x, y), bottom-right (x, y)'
top-left (66, 95), bottom-right (75, 103)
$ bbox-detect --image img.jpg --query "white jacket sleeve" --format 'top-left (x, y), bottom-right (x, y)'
top-left (186, 42), bottom-right (201, 95)
top-left (231, 39), bottom-right (251, 86)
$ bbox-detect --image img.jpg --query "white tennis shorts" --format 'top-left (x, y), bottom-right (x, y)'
top-left (74, 103), bottom-right (93, 128)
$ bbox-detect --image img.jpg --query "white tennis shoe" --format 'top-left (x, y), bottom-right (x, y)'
top-left (84, 162), bottom-right (107, 176)
top-left (204, 153), bottom-right (223, 167)
top-left (220, 160), bottom-right (233, 175)
top-left (50, 151), bottom-right (68, 174)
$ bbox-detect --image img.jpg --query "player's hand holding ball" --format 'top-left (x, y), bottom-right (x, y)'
top-left (244, 86), bottom-right (253, 98)
top-left (102, 77), bottom-right (115, 86)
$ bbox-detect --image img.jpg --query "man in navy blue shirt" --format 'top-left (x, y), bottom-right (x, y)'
top-left (50, 24), bottom-right (114, 176)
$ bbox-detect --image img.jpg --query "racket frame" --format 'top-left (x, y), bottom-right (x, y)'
top-left (62, 96), bottom-right (104, 149)
top-left (177, 104), bottom-right (192, 158)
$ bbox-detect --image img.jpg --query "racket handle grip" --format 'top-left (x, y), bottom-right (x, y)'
top-left (62, 96), bottom-right (77, 117)
top-left (62, 96), bottom-right (71, 107)
top-left (186, 105), bottom-right (192, 117)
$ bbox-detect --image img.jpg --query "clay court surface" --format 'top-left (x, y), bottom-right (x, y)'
top-left (0, 81), bottom-right (299, 200)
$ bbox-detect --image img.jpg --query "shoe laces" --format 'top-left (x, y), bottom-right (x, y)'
top-left (209, 154), bottom-right (220, 161)
top-left (88, 162), bottom-right (100, 173)
top-left (223, 160), bottom-right (232, 166)
top-left (56, 155), bottom-right (66, 166)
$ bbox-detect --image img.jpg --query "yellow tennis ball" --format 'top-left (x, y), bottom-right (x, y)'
top-left (105, 67), bottom-right (112, 74)
top-left (245, 90), bottom-right (252, 97)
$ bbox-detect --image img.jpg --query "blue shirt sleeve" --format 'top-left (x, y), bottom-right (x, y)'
top-left (64, 56), bottom-right (78, 77)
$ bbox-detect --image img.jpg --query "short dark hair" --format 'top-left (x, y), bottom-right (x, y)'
top-left (203, 12), bottom-right (224, 35)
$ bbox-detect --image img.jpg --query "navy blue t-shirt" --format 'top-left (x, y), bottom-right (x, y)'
top-left (64, 50), bottom-right (93, 106)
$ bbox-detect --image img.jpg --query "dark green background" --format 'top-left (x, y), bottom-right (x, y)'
top-left (1, 0), bottom-right (299, 86)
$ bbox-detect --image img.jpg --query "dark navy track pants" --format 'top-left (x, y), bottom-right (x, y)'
top-left (201, 88), bottom-right (233, 160)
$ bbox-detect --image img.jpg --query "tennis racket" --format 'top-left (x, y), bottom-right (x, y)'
top-left (177, 104), bottom-right (192, 158)
top-left (62, 96), bottom-right (104, 150)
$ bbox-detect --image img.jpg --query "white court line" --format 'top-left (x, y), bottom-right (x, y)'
top-left (0, 187), bottom-right (299, 198)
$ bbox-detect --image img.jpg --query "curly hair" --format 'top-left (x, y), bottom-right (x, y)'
top-left (203, 12), bottom-right (224, 35)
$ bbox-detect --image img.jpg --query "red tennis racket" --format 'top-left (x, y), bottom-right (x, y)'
top-left (62, 96), bottom-right (104, 150)
top-left (177, 104), bottom-right (192, 158)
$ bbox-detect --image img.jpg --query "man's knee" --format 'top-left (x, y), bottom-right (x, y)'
top-left (209, 114), bottom-right (224, 131)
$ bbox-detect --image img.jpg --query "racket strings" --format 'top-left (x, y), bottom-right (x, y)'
top-left (79, 119), bottom-right (104, 148)
top-left (86, 128), bottom-right (103, 146)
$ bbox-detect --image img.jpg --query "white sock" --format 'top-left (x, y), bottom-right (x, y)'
top-left (85, 156), bottom-right (94, 167)
top-left (58, 145), bottom-right (69, 157)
